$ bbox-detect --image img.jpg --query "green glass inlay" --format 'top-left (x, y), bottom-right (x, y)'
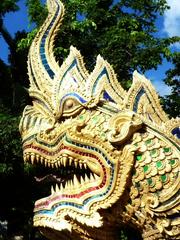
top-left (143, 165), bottom-right (149, 173)
top-left (92, 116), bottom-right (98, 123)
top-left (163, 147), bottom-right (170, 153)
top-left (134, 143), bottom-right (138, 147)
top-left (150, 149), bottom-right (157, 157)
top-left (145, 139), bottom-right (152, 145)
top-left (156, 161), bottom-right (163, 169)
top-left (79, 115), bottom-right (85, 120)
top-left (147, 178), bottom-right (153, 185)
top-left (136, 154), bottom-right (142, 161)
top-left (161, 174), bottom-right (167, 183)
top-left (169, 159), bottom-right (175, 166)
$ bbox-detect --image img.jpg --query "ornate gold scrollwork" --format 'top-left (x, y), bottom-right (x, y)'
top-left (108, 111), bottom-right (143, 145)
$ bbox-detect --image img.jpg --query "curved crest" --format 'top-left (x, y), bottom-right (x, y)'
top-left (28, 0), bottom-right (64, 94)
top-left (124, 71), bottom-right (169, 124)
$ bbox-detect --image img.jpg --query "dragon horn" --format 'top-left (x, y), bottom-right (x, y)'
top-left (28, 0), bottom-right (64, 92)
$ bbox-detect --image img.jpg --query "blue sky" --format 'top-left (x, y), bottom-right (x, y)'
top-left (0, 0), bottom-right (179, 96)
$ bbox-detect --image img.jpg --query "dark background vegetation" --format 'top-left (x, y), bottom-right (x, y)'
top-left (0, 0), bottom-right (179, 239)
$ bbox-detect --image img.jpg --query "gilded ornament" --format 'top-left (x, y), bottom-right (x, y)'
top-left (19, 0), bottom-right (180, 239)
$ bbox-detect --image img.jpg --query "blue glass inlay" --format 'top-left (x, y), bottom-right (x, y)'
top-left (40, 48), bottom-right (44, 53)
top-left (42, 59), bottom-right (47, 65)
top-left (103, 91), bottom-right (115, 102)
top-left (91, 67), bottom-right (122, 99)
top-left (133, 88), bottom-right (145, 112)
top-left (47, 69), bottom-right (55, 78)
top-left (172, 127), bottom-right (180, 139)
top-left (60, 93), bottom-right (87, 106)
top-left (92, 68), bottom-right (108, 93)
top-left (39, 1), bottom-right (61, 79)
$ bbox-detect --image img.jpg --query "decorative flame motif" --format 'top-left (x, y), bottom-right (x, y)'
top-left (20, 0), bottom-right (180, 239)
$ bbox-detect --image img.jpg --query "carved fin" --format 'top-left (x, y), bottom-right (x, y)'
top-left (124, 71), bottom-right (169, 124)
top-left (29, 90), bottom-right (54, 118)
top-left (87, 55), bottom-right (126, 106)
top-left (52, 46), bottom-right (89, 112)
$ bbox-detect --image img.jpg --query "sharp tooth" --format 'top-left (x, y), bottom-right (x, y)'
top-left (79, 162), bottom-right (83, 169)
top-left (48, 162), bottom-right (51, 167)
top-left (69, 180), bottom-right (73, 189)
top-left (23, 154), bottom-right (26, 161)
top-left (65, 181), bottom-right (68, 189)
top-left (90, 173), bottom-right (94, 182)
top-left (31, 154), bottom-right (35, 164)
top-left (67, 180), bottom-right (71, 190)
top-left (84, 162), bottom-right (87, 169)
top-left (86, 161), bottom-right (100, 176)
top-left (94, 174), bottom-right (99, 180)
top-left (66, 181), bottom-right (69, 190)
top-left (45, 159), bottom-right (48, 167)
top-left (84, 174), bottom-right (89, 183)
top-left (73, 174), bottom-right (80, 187)
top-left (60, 157), bottom-right (63, 166)
top-left (80, 176), bottom-right (84, 184)
top-left (69, 157), bottom-right (73, 166)
top-left (74, 160), bottom-right (78, 168)
top-left (55, 184), bottom-right (59, 192)
top-left (36, 155), bottom-right (40, 162)
top-left (26, 153), bottom-right (30, 161)
top-left (40, 156), bottom-right (44, 164)
top-left (55, 162), bottom-right (58, 168)
top-left (62, 156), bottom-right (67, 167)
top-left (60, 183), bottom-right (63, 192)
top-left (51, 185), bottom-right (55, 194)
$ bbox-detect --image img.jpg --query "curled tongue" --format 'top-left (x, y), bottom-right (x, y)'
top-left (34, 174), bottom-right (64, 184)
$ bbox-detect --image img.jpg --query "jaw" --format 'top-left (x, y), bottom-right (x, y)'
top-left (23, 132), bottom-right (120, 233)
top-left (22, 127), bottom-right (136, 237)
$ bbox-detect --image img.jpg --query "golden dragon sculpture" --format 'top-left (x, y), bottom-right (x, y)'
top-left (19, 0), bottom-right (180, 239)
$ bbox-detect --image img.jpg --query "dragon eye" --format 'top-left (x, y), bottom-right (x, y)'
top-left (64, 99), bottom-right (75, 109)
top-left (62, 97), bottom-right (83, 117)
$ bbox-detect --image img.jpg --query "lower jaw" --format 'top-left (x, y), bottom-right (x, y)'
top-left (34, 173), bottom-right (105, 211)
top-left (33, 207), bottom-right (103, 232)
top-left (32, 177), bottom-right (111, 233)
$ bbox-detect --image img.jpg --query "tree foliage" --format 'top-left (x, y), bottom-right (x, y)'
top-left (26, 0), bottom-right (48, 27)
top-left (0, 0), bottom-right (19, 17)
top-left (163, 52), bottom-right (180, 118)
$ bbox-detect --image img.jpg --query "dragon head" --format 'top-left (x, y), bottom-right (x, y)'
top-left (19, 0), bottom-right (180, 239)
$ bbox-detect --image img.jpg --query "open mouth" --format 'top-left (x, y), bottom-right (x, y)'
top-left (23, 142), bottom-right (107, 209)
top-left (21, 133), bottom-right (120, 231)
top-left (24, 151), bottom-right (100, 194)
